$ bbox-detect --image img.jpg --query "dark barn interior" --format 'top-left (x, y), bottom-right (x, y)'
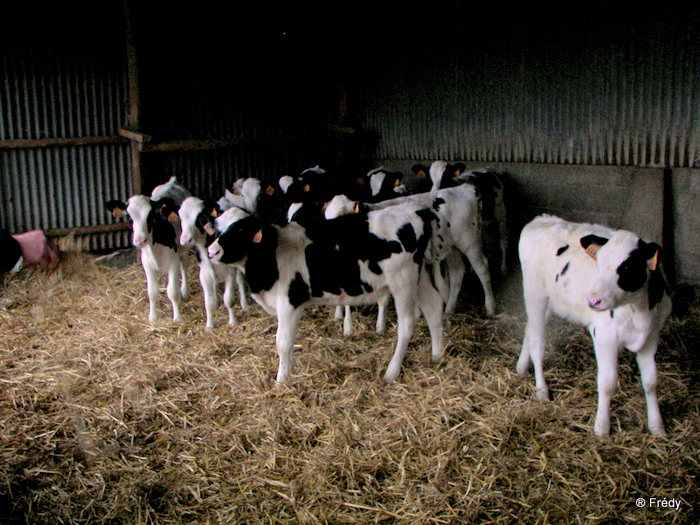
top-left (1, 1), bottom-right (700, 523)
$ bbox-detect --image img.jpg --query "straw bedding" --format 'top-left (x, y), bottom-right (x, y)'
top-left (1, 251), bottom-right (698, 524)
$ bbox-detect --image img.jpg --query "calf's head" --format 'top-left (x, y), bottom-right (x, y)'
top-left (178, 197), bottom-right (219, 246)
top-left (581, 231), bottom-right (664, 312)
top-left (105, 195), bottom-right (178, 248)
top-left (207, 208), bottom-right (257, 264)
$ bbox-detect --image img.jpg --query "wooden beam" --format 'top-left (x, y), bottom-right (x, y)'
top-left (44, 222), bottom-right (131, 238)
top-left (123, 0), bottom-right (140, 131)
top-left (123, 0), bottom-right (143, 194)
top-left (0, 136), bottom-right (128, 150)
top-left (141, 133), bottom-right (337, 153)
top-left (141, 138), bottom-right (246, 153)
top-left (118, 128), bottom-right (152, 143)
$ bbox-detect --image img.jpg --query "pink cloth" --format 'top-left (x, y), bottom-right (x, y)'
top-left (12, 230), bottom-right (59, 267)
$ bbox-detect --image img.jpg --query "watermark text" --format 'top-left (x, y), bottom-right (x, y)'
top-left (636, 497), bottom-right (681, 510)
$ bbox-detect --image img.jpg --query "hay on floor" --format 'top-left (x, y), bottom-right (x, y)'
top-left (0, 252), bottom-right (698, 524)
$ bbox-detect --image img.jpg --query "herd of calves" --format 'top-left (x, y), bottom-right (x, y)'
top-left (102, 161), bottom-right (671, 438)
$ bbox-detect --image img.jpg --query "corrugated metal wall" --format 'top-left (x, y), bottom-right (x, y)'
top-left (356, 4), bottom-right (700, 168)
top-left (0, 2), bottom-right (132, 250)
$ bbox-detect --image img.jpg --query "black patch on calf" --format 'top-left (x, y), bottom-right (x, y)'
top-left (561, 261), bottom-right (570, 276)
top-left (285, 168), bottom-right (335, 207)
top-left (105, 200), bottom-right (127, 214)
top-left (413, 208), bottom-right (436, 266)
top-left (151, 213), bottom-right (177, 249)
top-left (556, 245), bottom-right (569, 256)
top-left (305, 213), bottom-right (403, 298)
top-left (256, 191), bottom-right (287, 226)
top-left (0, 229), bottom-right (22, 272)
top-left (432, 198), bottom-right (445, 211)
top-left (217, 217), bottom-right (280, 293)
top-left (648, 269), bottom-right (667, 310)
top-left (371, 170), bottom-right (404, 202)
top-left (616, 240), bottom-right (653, 293)
top-left (367, 260), bottom-right (383, 275)
top-left (289, 201), bottom-right (324, 229)
top-left (436, 164), bottom-right (461, 189)
top-left (610, 310), bottom-right (614, 318)
top-left (397, 223), bottom-right (416, 253)
top-left (639, 240), bottom-right (667, 310)
top-left (580, 234), bottom-right (609, 251)
top-left (145, 198), bottom-right (179, 250)
top-left (467, 173), bottom-right (497, 220)
top-left (288, 272), bottom-right (310, 308)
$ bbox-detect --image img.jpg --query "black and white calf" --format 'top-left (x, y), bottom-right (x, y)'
top-left (105, 178), bottom-right (191, 323)
top-left (427, 160), bottom-right (510, 276)
top-left (283, 165), bottom-right (336, 210)
top-left (364, 183), bottom-right (496, 316)
top-left (367, 168), bottom-right (408, 202)
top-left (324, 194), bottom-right (391, 336)
top-left (517, 215), bottom-right (672, 436)
top-left (178, 197), bottom-right (248, 328)
top-left (281, 166), bottom-right (336, 228)
top-left (216, 177), bottom-right (261, 214)
top-left (207, 202), bottom-right (446, 384)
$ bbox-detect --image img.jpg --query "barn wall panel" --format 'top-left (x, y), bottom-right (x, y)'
top-left (361, 14), bottom-right (700, 170)
top-left (1, 145), bottom-right (133, 251)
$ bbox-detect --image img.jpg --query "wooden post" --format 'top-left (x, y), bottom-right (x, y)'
top-left (123, 0), bottom-right (143, 194)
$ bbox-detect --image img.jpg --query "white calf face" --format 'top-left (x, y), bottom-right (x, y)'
top-left (208, 239), bottom-right (224, 262)
top-left (370, 171), bottom-right (386, 197)
top-left (178, 197), bottom-right (205, 246)
top-left (207, 208), bottom-right (254, 264)
top-left (215, 207), bottom-right (251, 234)
top-left (126, 196), bottom-right (154, 247)
top-left (585, 231), bottom-right (654, 311)
top-left (325, 194), bottom-right (356, 219)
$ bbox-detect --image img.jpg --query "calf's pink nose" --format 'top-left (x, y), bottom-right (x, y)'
top-left (587, 294), bottom-right (602, 309)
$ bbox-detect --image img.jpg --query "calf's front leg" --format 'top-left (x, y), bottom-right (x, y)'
top-left (635, 339), bottom-right (666, 436)
top-left (275, 302), bottom-right (303, 383)
top-left (166, 262), bottom-right (183, 322)
top-left (592, 335), bottom-right (620, 437)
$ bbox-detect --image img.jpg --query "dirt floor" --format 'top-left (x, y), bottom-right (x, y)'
top-left (0, 252), bottom-right (698, 524)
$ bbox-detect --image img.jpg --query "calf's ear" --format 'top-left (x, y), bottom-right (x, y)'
top-left (451, 163), bottom-right (467, 177)
top-left (642, 241), bottom-right (662, 271)
top-left (105, 200), bottom-right (127, 218)
top-left (580, 234), bottom-right (609, 260)
top-left (203, 221), bottom-right (216, 236)
top-left (411, 164), bottom-right (429, 178)
top-left (201, 199), bottom-right (220, 218)
top-left (155, 198), bottom-right (180, 222)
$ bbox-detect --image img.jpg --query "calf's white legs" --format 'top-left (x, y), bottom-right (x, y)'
top-left (275, 303), bottom-right (303, 384)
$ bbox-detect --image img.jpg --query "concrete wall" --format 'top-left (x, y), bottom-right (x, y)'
top-left (378, 160), bottom-right (700, 287)
top-left (672, 169), bottom-right (700, 287)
